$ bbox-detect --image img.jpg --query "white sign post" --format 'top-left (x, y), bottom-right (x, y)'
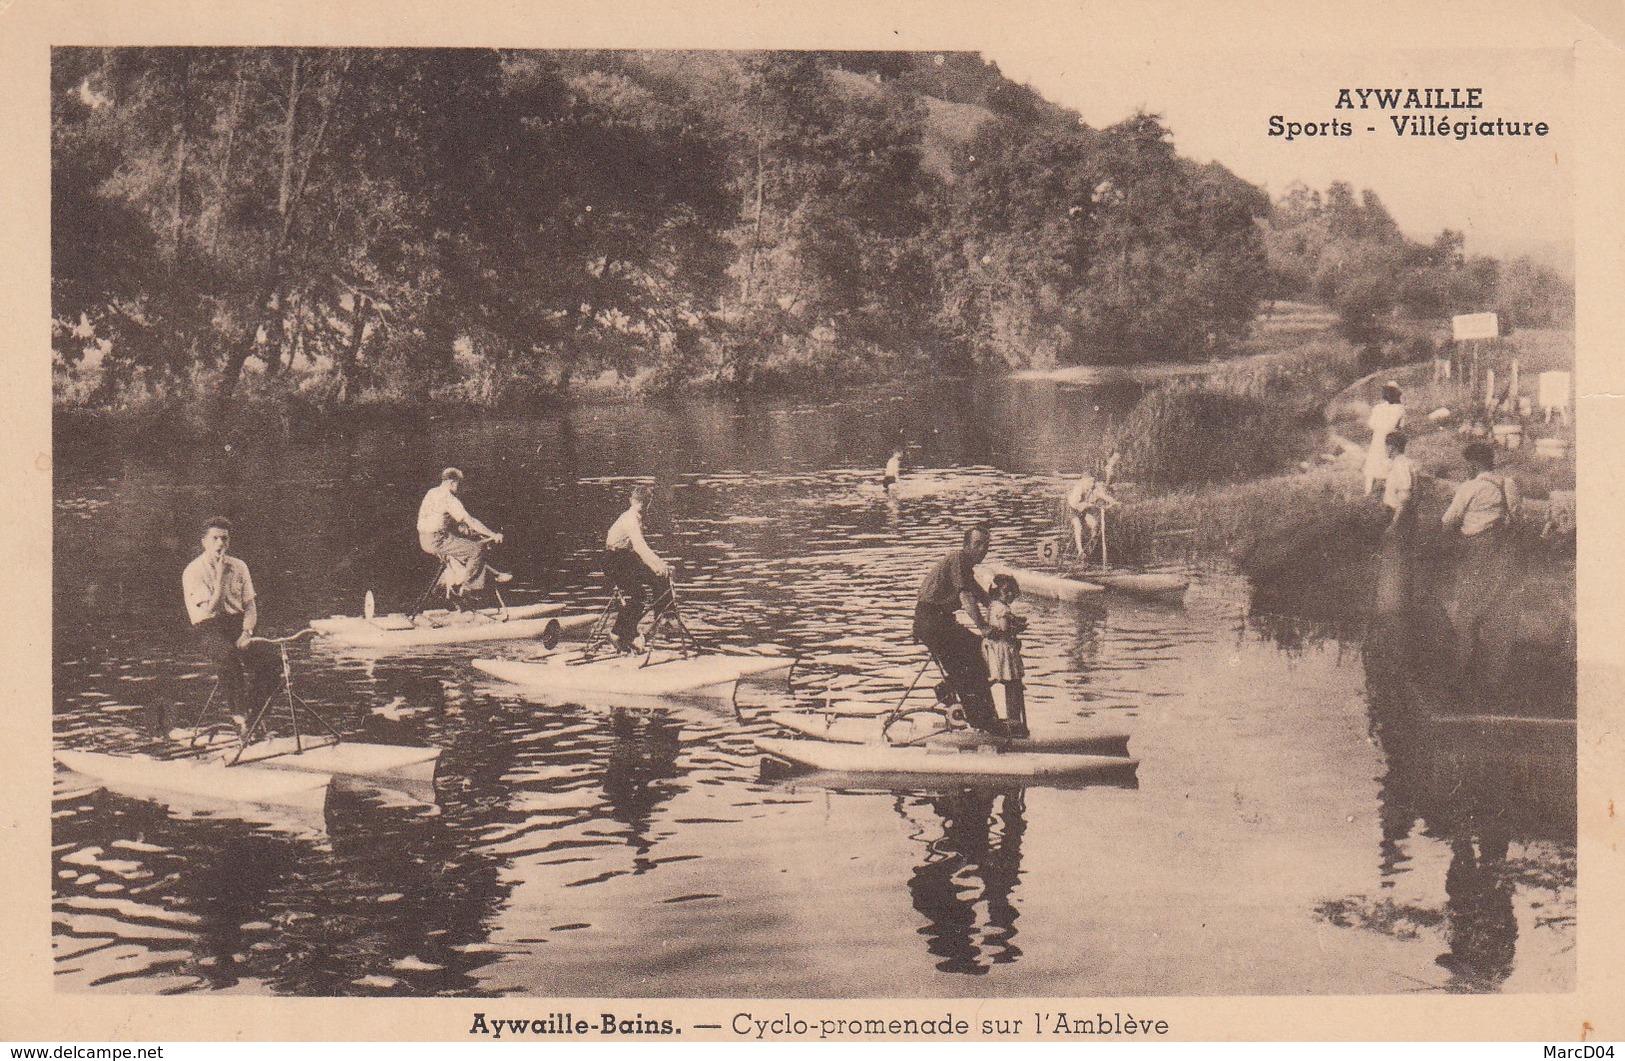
top-left (1452, 312), bottom-right (1500, 394)
top-left (1452, 312), bottom-right (1500, 341)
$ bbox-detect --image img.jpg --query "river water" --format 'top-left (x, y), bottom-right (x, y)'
top-left (51, 379), bottom-right (1575, 997)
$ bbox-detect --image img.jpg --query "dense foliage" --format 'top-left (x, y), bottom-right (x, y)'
top-left (52, 49), bottom-right (1567, 414)
top-left (1263, 180), bottom-right (1573, 345)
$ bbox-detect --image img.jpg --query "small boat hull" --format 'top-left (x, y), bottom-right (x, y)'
top-left (54, 750), bottom-right (331, 808)
top-left (311, 602), bottom-right (595, 649)
top-left (977, 562), bottom-right (1188, 602)
top-left (769, 709), bottom-right (1131, 757)
top-left (473, 651), bottom-right (794, 700)
top-left (1088, 570), bottom-right (1190, 600)
top-left (756, 736), bottom-right (1138, 781)
top-left (975, 563), bottom-right (1102, 601)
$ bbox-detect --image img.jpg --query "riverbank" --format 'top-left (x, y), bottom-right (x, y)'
top-left (1013, 301), bottom-right (1343, 385)
top-left (1325, 329), bottom-right (1576, 499)
top-left (51, 302), bottom-right (1358, 442)
top-left (1105, 327), bottom-right (1576, 692)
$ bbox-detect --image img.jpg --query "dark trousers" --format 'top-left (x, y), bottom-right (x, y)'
top-left (912, 606), bottom-right (1000, 732)
top-left (604, 549), bottom-right (669, 647)
top-left (1453, 525), bottom-right (1516, 669)
top-left (196, 614), bottom-right (275, 717)
top-left (423, 530), bottom-right (491, 592)
top-left (1375, 507), bottom-right (1417, 618)
top-left (997, 681), bottom-right (1029, 736)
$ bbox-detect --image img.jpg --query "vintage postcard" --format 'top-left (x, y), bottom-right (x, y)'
top-left (3, 0), bottom-right (1622, 1045)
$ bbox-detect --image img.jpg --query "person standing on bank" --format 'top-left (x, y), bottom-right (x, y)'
top-left (1373, 432), bottom-right (1420, 620)
top-left (417, 468), bottom-right (510, 595)
top-left (1381, 432), bottom-right (1419, 539)
top-left (1365, 382), bottom-right (1406, 496)
top-left (181, 517), bottom-right (270, 731)
top-left (604, 484), bottom-right (673, 653)
top-left (1442, 442), bottom-right (1522, 672)
top-left (913, 524), bottom-right (1003, 735)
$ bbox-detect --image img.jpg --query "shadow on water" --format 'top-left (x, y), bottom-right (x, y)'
top-left (1310, 541), bottom-right (1575, 993)
top-left (598, 709), bottom-right (685, 865)
top-left (900, 787), bottom-right (1028, 976)
top-left (53, 381), bottom-right (1577, 997)
top-left (52, 781), bottom-right (512, 995)
top-left (1248, 508), bottom-right (1576, 710)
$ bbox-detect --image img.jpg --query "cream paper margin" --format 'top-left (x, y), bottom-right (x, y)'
top-left (1, 0), bottom-right (1620, 1043)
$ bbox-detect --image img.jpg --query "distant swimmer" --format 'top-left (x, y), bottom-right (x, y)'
top-left (417, 468), bottom-right (510, 595)
top-left (883, 449), bottom-right (903, 490)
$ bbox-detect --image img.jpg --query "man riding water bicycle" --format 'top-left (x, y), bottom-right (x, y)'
top-left (181, 516), bottom-right (277, 734)
top-left (417, 467), bottom-right (512, 599)
top-left (603, 484), bottom-right (673, 654)
top-left (913, 523), bottom-right (1005, 736)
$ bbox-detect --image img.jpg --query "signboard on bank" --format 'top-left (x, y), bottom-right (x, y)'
top-left (1452, 312), bottom-right (1500, 341)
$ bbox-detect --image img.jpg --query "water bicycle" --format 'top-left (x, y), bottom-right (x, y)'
top-left (757, 650), bottom-right (1138, 783)
top-left (474, 573), bottom-right (794, 705)
top-left (310, 536), bottom-right (595, 650)
top-left (56, 630), bottom-right (440, 808)
top-left (977, 499), bottom-right (1190, 604)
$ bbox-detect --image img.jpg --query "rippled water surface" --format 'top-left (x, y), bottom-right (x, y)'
top-left (52, 380), bottom-right (1575, 996)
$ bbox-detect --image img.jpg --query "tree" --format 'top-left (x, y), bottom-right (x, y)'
top-left (702, 52), bottom-right (936, 384)
top-left (52, 47), bottom-right (741, 409)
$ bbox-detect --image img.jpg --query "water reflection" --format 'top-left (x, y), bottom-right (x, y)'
top-left (54, 382), bottom-right (1575, 997)
top-left (181, 824), bottom-right (301, 990)
top-left (1437, 830), bottom-right (1517, 990)
top-left (51, 774), bottom-right (519, 995)
top-left (599, 709), bottom-right (684, 865)
top-left (902, 788), bottom-right (1027, 975)
top-left (1309, 570), bottom-right (1576, 991)
top-left (312, 786), bottom-right (509, 995)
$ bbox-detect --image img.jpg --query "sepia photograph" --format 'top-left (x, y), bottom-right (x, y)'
top-left (6, 0), bottom-right (1624, 1044)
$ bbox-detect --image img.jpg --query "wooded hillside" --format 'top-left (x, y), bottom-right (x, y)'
top-left (51, 48), bottom-right (1569, 412)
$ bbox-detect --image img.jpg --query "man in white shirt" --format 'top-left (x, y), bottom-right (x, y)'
top-left (1442, 442), bottom-right (1522, 673)
top-left (603, 485), bottom-right (672, 652)
top-left (180, 517), bottom-right (270, 724)
top-left (417, 468), bottom-right (510, 595)
top-left (1441, 444), bottom-right (1522, 538)
top-left (1381, 432), bottom-right (1419, 538)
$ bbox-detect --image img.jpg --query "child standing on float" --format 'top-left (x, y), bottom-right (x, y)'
top-left (981, 573), bottom-right (1029, 738)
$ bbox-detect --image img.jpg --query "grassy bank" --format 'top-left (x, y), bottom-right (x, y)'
top-left (1096, 326), bottom-right (1576, 676)
top-left (1098, 335), bottom-right (1366, 488)
top-left (1105, 457), bottom-right (1574, 677)
top-left (1326, 329), bottom-right (1576, 499)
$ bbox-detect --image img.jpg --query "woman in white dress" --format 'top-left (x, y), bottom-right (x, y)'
top-left (1364, 382), bottom-right (1406, 496)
